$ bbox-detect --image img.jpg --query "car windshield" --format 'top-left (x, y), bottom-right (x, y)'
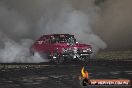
top-left (50, 35), bottom-right (76, 45)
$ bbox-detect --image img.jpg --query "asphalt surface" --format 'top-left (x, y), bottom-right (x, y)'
top-left (0, 59), bottom-right (132, 88)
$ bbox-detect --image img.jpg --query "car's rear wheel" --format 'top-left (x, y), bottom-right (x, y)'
top-left (30, 50), bottom-right (35, 56)
top-left (30, 50), bottom-right (48, 59)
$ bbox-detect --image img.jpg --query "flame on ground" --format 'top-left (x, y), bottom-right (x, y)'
top-left (81, 67), bottom-right (89, 78)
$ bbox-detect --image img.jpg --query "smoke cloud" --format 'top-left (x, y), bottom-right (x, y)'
top-left (93, 0), bottom-right (132, 50)
top-left (0, 3), bottom-right (46, 63)
top-left (0, 0), bottom-right (107, 63)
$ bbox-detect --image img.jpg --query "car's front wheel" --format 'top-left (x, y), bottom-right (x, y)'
top-left (54, 57), bottom-right (64, 64)
top-left (49, 53), bottom-right (64, 64)
top-left (80, 55), bottom-right (90, 62)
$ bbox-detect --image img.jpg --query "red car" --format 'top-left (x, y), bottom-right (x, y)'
top-left (31, 34), bottom-right (92, 63)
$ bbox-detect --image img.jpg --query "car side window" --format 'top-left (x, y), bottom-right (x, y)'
top-left (45, 39), bottom-right (49, 44)
top-left (37, 40), bottom-right (43, 44)
top-left (42, 37), bottom-right (46, 43)
top-left (37, 37), bottom-right (46, 44)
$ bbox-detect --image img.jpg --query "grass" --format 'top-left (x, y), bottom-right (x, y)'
top-left (95, 50), bottom-right (132, 60)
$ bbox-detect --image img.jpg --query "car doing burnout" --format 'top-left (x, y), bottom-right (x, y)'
top-left (31, 34), bottom-right (92, 63)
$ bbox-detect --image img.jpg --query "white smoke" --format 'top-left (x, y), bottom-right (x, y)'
top-left (36, 1), bottom-right (107, 54)
top-left (0, 0), bottom-right (106, 63)
top-left (0, 4), bottom-right (45, 63)
top-left (0, 38), bottom-right (45, 63)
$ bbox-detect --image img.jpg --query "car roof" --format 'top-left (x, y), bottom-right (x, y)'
top-left (46, 34), bottom-right (70, 36)
top-left (38, 34), bottom-right (73, 39)
top-left (42, 34), bottom-right (73, 37)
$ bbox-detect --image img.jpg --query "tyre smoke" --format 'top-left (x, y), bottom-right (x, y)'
top-left (0, 0), bottom-right (107, 63)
